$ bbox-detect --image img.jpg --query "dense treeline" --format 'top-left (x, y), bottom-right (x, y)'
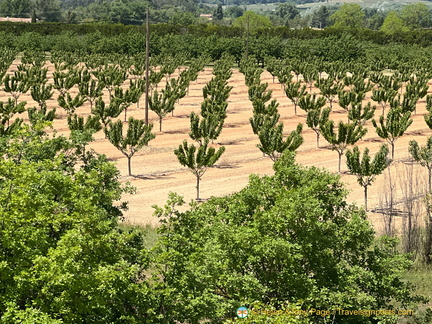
top-left (5, 21), bottom-right (432, 49)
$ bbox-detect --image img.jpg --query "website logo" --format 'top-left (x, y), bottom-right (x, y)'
top-left (237, 306), bottom-right (249, 318)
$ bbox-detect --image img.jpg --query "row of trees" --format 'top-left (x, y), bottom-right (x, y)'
top-left (175, 55), bottom-right (234, 200)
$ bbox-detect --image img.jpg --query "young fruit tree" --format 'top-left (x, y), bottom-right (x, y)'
top-left (104, 117), bottom-right (155, 176)
top-left (149, 90), bottom-right (175, 132)
top-left (189, 112), bottom-right (223, 146)
top-left (3, 72), bottom-right (30, 105)
top-left (423, 95), bottom-right (432, 129)
top-left (371, 88), bottom-right (398, 116)
top-left (348, 102), bottom-right (376, 125)
top-left (67, 114), bottom-right (102, 158)
top-left (0, 99), bottom-right (25, 135)
top-left (346, 144), bottom-right (390, 211)
top-left (91, 97), bottom-right (123, 128)
top-left (58, 92), bottom-right (86, 116)
top-left (338, 90), bottom-right (365, 122)
top-left (306, 107), bottom-right (331, 148)
top-left (284, 81), bottom-right (307, 116)
top-left (31, 84), bottom-right (54, 109)
top-left (174, 140), bottom-right (225, 200)
top-left (257, 119), bottom-right (303, 162)
top-left (372, 107), bottom-right (412, 160)
top-left (316, 77), bottom-right (342, 109)
top-left (298, 93), bottom-right (326, 114)
top-left (320, 120), bottom-right (368, 173)
top-left (409, 137), bottom-right (432, 192)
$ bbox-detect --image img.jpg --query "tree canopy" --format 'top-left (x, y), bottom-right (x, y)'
top-left (330, 3), bottom-right (365, 29)
top-left (153, 151), bottom-right (423, 323)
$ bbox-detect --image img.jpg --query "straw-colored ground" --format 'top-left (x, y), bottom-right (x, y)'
top-left (3, 61), bottom-right (431, 234)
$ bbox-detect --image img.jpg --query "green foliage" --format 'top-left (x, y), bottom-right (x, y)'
top-left (149, 89), bottom-right (175, 132)
top-left (257, 121), bottom-right (303, 162)
top-left (53, 70), bottom-right (80, 96)
top-left (380, 11), bottom-right (410, 35)
top-left (67, 114), bottom-right (102, 157)
top-left (78, 78), bottom-right (104, 109)
top-left (298, 93), bottom-right (326, 113)
top-left (91, 97), bottom-right (123, 127)
top-left (401, 3), bottom-right (432, 29)
top-left (306, 106), bottom-right (330, 148)
top-left (320, 120), bottom-right (368, 172)
top-left (372, 107), bottom-right (412, 160)
top-left (189, 111), bottom-right (223, 146)
top-left (31, 83), bottom-right (53, 109)
top-left (348, 102), bottom-right (376, 125)
top-left (104, 117), bottom-right (155, 176)
top-left (174, 140), bottom-right (225, 200)
top-left (346, 144), bottom-right (389, 210)
top-left (371, 88), bottom-right (398, 115)
top-left (233, 11), bottom-right (272, 34)
top-left (409, 136), bottom-right (432, 191)
top-left (284, 81), bottom-right (306, 115)
top-left (3, 72), bottom-right (30, 104)
top-left (330, 4), bottom-right (365, 29)
top-left (154, 151), bottom-right (423, 323)
top-left (316, 77), bottom-right (342, 109)
top-left (58, 92), bottom-right (86, 116)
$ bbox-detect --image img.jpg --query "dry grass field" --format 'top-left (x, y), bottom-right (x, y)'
top-left (3, 60), bottom-right (431, 235)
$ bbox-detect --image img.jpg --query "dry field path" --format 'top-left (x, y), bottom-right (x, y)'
top-left (2, 60), bottom-right (431, 234)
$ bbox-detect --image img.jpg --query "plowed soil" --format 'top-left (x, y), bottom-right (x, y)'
top-left (4, 61), bottom-right (431, 234)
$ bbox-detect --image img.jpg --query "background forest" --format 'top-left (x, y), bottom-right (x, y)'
top-left (2, 0), bottom-right (432, 29)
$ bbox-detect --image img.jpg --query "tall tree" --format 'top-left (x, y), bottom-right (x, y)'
top-left (330, 3), bottom-right (365, 29)
top-left (401, 2), bottom-right (432, 29)
top-left (311, 5), bottom-right (330, 29)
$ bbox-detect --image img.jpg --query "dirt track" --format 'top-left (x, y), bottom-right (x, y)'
top-left (3, 62), bottom-right (432, 234)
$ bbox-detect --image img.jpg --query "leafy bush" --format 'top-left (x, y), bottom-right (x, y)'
top-left (153, 151), bottom-right (425, 323)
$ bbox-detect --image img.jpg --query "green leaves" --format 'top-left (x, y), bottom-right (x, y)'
top-left (257, 121), bottom-right (303, 162)
top-left (0, 151), bottom-right (152, 323)
top-left (284, 81), bottom-right (306, 115)
top-left (189, 112), bottom-right (223, 146)
top-left (174, 140), bottom-right (225, 200)
top-left (155, 150), bottom-right (419, 322)
top-left (372, 107), bottom-right (412, 160)
top-left (346, 145), bottom-right (390, 210)
top-left (149, 89), bottom-right (175, 132)
top-left (105, 117), bottom-right (155, 176)
top-left (409, 136), bottom-right (432, 191)
top-left (320, 120), bottom-right (368, 172)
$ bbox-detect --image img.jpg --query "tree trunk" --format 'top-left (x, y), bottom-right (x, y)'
top-left (429, 167), bottom-right (432, 193)
top-left (391, 141), bottom-right (395, 161)
top-left (159, 116), bottom-right (163, 132)
top-left (128, 156), bottom-right (132, 176)
top-left (338, 151), bottom-right (343, 173)
top-left (316, 132), bottom-right (320, 148)
top-left (364, 185), bottom-right (368, 212)
top-left (196, 175), bottom-right (200, 201)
